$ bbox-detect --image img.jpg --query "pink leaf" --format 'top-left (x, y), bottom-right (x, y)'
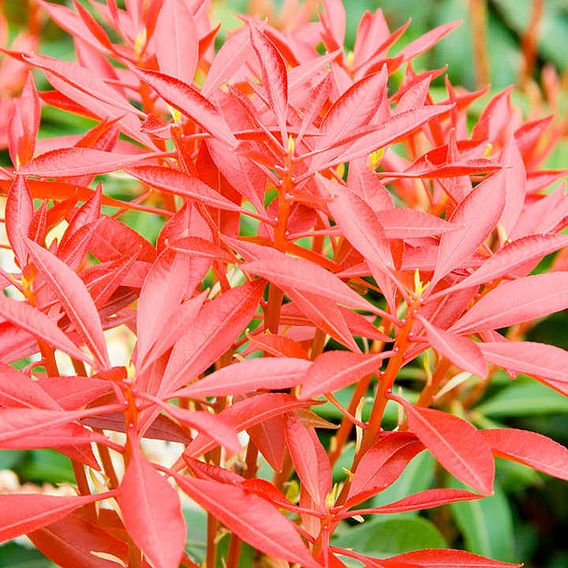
top-left (433, 172), bottom-right (506, 283)
top-left (347, 433), bottom-right (424, 507)
top-left (0, 293), bottom-right (91, 364)
top-left (242, 254), bottom-right (374, 312)
top-left (5, 175), bottom-right (33, 265)
top-left (300, 351), bottom-right (389, 399)
top-left (346, 488), bottom-right (481, 516)
top-left (175, 357), bottom-right (312, 398)
top-left (117, 440), bottom-right (186, 568)
top-left (25, 238), bottom-right (110, 369)
top-left (392, 396), bottom-right (494, 495)
top-left (127, 165), bottom-right (242, 211)
top-left (450, 272), bottom-right (568, 334)
top-left (176, 475), bottom-right (319, 567)
top-left (417, 315), bottom-right (487, 378)
top-left (162, 281), bottom-right (264, 394)
top-left (19, 147), bottom-right (159, 177)
top-left (249, 25), bottom-right (288, 141)
top-left (481, 428), bottom-right (568, 481)
top-left (131, 66), bottom-right (238, 147)
top-left (383, 549), bottom-right (520, 567)
top-left (154, 0), bottom-right (198, 84)
top-left (285, 414), bottom-right (331, 507)
top-left (0, 492), bottom-right (108, 543)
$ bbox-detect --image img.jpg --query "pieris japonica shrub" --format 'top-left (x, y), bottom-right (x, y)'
top-left (0, 0), bottom-right (566, 567)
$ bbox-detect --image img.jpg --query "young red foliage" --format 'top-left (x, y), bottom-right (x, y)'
top-left (0, 1), bottom-right (566, 566)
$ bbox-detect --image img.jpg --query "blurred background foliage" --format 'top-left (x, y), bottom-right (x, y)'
top-left (0, 1), bottom-right (566, 567)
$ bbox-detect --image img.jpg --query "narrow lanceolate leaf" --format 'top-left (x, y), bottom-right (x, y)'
top-left (346, 489), bottom-right (481, 516)
top-left (398, 20), bottom-right (462, 61)
top-left (185, 393), bottom-right (311, 458)
top-left (0, 492), bottom-right (109, 543)
top-left (347, 433), bottom-right (424, 506)
top-left (392, 396), bottom-right (494, 495)
top-left (433, 172), bottom-right (506, 283)
top-left (318, 67), bottom-right (388, 148)
top-left (376, 208), bottom-right (459, 239)
top-left (438, 234), bottom-right (568, 295)
top-left (154, 0), bottom-right (198, 84)
top-left (310, 105), bottom-right (454, 173)
top-left (320, 176), bottom-right (393, 270)
top-left (417, 315), bottom-right (487, 378)
top-left (450, 272), bottom-right (568, 334)
top-left (116, 440), bottom-right (186, 568)
top-left (127, 166), bottom-right (242, 211)
top-left (176, 476), bottom-right (319, 568)
top-left (162, 406), bottom-right (241, 454)
top-left (175, 357), bottom-right (312, 398)
top-left (242, 255), bottom-right (374, 312)
top-left (479, 341), bottom-right (568, 392)
top-left (0, 293), bottom-right (91, 364)
top-left (382, 549), bottom-right (520, 567)
top-left (300, 351), bottom-right (389, 400)
top-left (162, 281), bottom-right (264, 394)
top-left (131, 67), bottom-right (238, 147)
top-left (5, 176), bottom-right (33, 266)
top-left (481, 428), bottom-right (568, 481)
top-left (25, 239), bottom-right (110, 369)
top-left (249, 25), bottom-right (288, 141)
top-left (285, 414), bottom-right (331, 507)
top-left (19, 148), bottom-right (160, 177)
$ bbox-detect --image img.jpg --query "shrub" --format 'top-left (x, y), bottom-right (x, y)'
top-left (0, 1), bottom-right (566, 567)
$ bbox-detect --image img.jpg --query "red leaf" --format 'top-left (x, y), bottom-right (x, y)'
top-left (392, 396), bottom-right (494, 495)
top-left (175, 357), bottom-right (312, 398)
top-left (346, 488), bottom-right (481, 517)
top-left (479, 340), bottom-right (568, 395)
top-left (5, 175), bottom-right (33, 266)
top-left (436, 234), bottom-right (568, 296)
top-left (116, 439), bottom-right (186, 568)
top-left (242, 254), bottom-right (374, 312)
top-left (131, 66), bottom-right (238, 147)
top-left (0, 293), bottom-right (91, 364)
top-left (433, 172), bottom-right (506, 283)
top-left (481, 428), bottom-right (568, 481)
top-left (347, 433), bottom-right (424, 507)
top-left (376, 208), bottom-right (459, 239)
top-left (176, 475), bottom-right (319, 567)
top-left (398, 21), bottom-right (461, 61)
top-left (154, 0), bottom-right (198, 84)
top-left (321, 176), bottom-right (393, 270)
top-left (19, 147), bottom-right (159, 177)
top-left (383, 549), bottom-right (520, 567)
top-left (38, 376), bottom-right (111, 410)
top-left (29, 511), bottom-right (128, 568)
top-left (450, 272), bottom-right (568, 334)
top-left (300, 351), bottom-right (389, 399)
top-left (185, 393), bottom-right (311, 458)
top-left (417, 315), bottom-right (487, 378)
top-left (249, 25), bottom-right (288, 141)
top-left (0, 361), bottom-right (59, 409)
top-left (127, 165), bottom-right (242, 211)
top-left (318, 68), bottom-right (388, 148)
top-left (162, 281), bottom-right (264, 394)
top-left (162, 406), bottom-right (241, 454)
top-left (25, 238), bottom-right (110, 369)
top-left (0, 492), bottom-right (108, 543)
top-left (285, 414), bottom-right (331, 507)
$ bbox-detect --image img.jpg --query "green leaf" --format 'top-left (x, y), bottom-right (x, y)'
top-left (0, 542), bottom-right (55, 568)
top-left (449, 479), bottom-right (515, 562)
top-left (0, 450), bottom-right (26, 470)
top-left (477, 380), bottom-right (568, 417)
top-left (332, 517), bottom-right (447, 557)
top-left (20, 450), bottom-right (75, 485)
